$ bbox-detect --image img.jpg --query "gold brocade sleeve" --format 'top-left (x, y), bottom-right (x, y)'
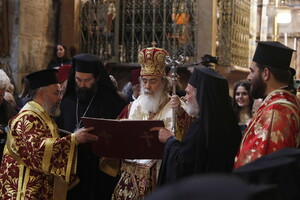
top-left (42, 138), bottom-right (56, 173)
top-left (175, 105), bottom-right (194, 141)
top-left (67, 134), bottom-right (78, 181)
top-left (42, 134), bottom-right (77, 183)
top-left (7, 108), bottom-right (78, 183)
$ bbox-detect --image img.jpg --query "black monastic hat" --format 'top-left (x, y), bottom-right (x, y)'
top-left (26, 69), bottom-right (58, 89)
top-left (188, 67), bottom-right (225, 88)
top-left (253, 41), bottom-right (295, 71)
top-left (72, 53), bottom-right (101, 75)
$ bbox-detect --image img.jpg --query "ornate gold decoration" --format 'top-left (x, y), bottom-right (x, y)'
top-left (138, 47), bottom-right (169, 77)
top-left (217, 0), bottom-right (250, 68)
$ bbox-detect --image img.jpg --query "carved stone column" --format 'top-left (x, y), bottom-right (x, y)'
top-left (196, 0), bottom-right (217, 60)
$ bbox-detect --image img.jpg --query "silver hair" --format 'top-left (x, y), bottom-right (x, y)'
top-left (0, 69), bottom-right (10, 90)
top-left (28, 86), bottom-right (47, 99)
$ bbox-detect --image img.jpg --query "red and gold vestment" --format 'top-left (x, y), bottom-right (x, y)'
top-left (234, 89), bottom-right (300, 168)
top-left (111, 95), bottom-right (192, 200)
top-left (0, 101), bottom-right (78, 200)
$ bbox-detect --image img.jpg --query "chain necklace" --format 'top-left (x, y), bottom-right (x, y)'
top-left (75, 90), bottom-right (97, 131)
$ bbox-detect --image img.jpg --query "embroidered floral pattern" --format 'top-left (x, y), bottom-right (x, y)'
top-left (0, 101), bottom-right (76, 200)
top-left (234, 90), bottom-right (300, 168)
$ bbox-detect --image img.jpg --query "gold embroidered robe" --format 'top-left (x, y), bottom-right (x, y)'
top-left (234, 89), bottom-right (300, 168)
top-left (112, 95), bottom-right (192, 200)
top-left (0, 101), bottom-right (77, 200)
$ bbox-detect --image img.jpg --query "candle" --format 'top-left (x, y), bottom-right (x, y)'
top-left (284, 33), bottom-right (287, 46)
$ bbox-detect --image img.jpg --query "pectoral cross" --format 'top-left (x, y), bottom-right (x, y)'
top-left (140, 131), bottom-right (154, 147)
top-left (100, 131), bottom-right (112, 146)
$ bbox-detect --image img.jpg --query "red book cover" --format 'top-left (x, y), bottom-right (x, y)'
top-left (81, 117), bottom-right (165, 159)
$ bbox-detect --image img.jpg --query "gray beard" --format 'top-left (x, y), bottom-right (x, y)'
top-left (44, 101), bottom-right (61, 117)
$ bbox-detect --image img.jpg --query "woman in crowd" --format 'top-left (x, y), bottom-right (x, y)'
top-left (48, 43), bottom-right (71, 69)
top-left (232, 80), bottom-right (254, 134)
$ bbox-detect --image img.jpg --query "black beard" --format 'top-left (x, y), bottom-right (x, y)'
top-left (250, 75), bottom-right (266, 99)
top-left (76, 83), bottom-right (98, 102)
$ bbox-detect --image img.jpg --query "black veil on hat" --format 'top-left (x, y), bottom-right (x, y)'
top-left (187, 66), bottom-right (241, 165)
top-left (64, 53), bottom-right (117, 96)
top-left (188, 67), bottom-right (230, 117)
top-left (157, 67), bottom-right (241, 186)
top-left (186, 67), bottom-right (241, 146)
top-left (253, 41), bottom-right (295, 72)
top-left (158, 67), bottom-right (241, 183)
top-left (26, 69), bottom-right (58, 89)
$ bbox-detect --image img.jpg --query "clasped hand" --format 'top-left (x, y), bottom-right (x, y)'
top-left (170, 95), bottom-right (181, 113)
top-left (150, 127), bottom-right (174, 144)
top-left (74, 127), bottom-right (99, 144)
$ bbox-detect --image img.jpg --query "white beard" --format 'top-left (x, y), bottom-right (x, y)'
top-left (139, 86), bottom-right (167, 113)
top-left (186, 98), bottom-right (199, 117)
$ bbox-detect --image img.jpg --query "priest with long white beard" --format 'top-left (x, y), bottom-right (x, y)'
top-left (104, 47), bottom-right (193, 200)
top-left (137, 81), bottom-right (167, 115)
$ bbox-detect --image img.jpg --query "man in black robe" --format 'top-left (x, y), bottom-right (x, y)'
top-left (56, 53), bottom-right (127, 200)
top-left (152, 67), bottom-right (242, 186)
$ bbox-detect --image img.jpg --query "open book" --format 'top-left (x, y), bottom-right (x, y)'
top-left (82, 117), bottom-right (165, 159)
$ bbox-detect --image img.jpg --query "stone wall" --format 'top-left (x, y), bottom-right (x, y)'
top-left (0, 0), bottom-right (58, 93)
top-left (16, 0), bottom-right (58, 92)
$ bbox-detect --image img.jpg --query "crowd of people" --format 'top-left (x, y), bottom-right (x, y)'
top-left (0, 41), bottom-right (299, 200)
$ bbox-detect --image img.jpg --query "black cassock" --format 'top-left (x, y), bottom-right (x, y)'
top-left (57, 86), bottom-right (125, 132)
top-left (158, 67), bottom-right (242, 186)
top-left (57, 87), bottom-right (126, 200)
top-left (56, 54), bottom-right (127, 200)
